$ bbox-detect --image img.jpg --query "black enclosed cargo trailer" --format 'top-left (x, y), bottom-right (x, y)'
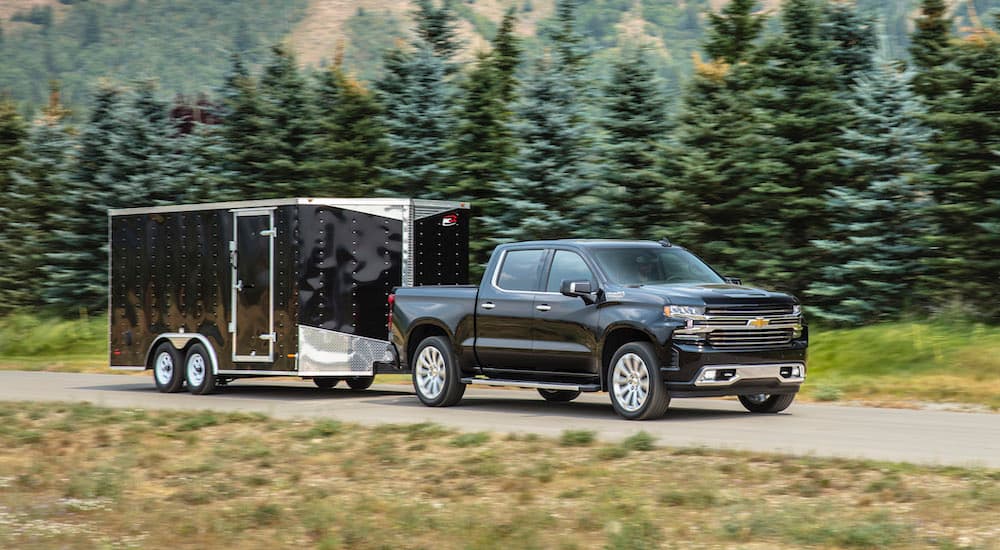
top-left (108, 198), bottom-right (469, 394)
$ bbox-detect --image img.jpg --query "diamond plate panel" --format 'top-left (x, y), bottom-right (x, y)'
top-left (297, 325), bottom-right (390, 375)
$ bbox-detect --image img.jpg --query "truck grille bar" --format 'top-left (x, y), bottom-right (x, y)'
top-left (674, 304), bottom-right (802, 350)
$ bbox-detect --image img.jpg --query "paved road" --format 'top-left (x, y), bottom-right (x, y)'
top-left (1, 371), bottom-right (997, 468)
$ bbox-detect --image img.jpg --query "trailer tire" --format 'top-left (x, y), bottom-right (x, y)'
top-left (738, 393), bottom-right (795, 414)
top-left (184, 343), bottom-right (217, 395)
top-left (346, 376), bottom-right (375, 391)
top-left (537, 388), bottom-right (581, 402)
top-left (608, 341), bottom-right (670, 420)
top-left (152, 343), bottom-right (185, 393)
top-left (412, 336), bottom-right (466, 407)
top-left (313, 377), bottom-right (341, 389)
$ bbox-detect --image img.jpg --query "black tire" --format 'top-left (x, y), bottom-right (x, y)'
top-left (607, 341), bottom-right (670, 420)
top-left (346, 376), bottom-right (375, 390)
top-left (537, 388), bottom-right (581, 402)
top-left (411, 336), bottom-right (466, 407)
top-left (184, 343), bottom-right (217, 395)
top-left (313, 377), bottom-right (341, 389)
top-left (738, 393), bottom-right (796, 413)
top-left (151, 343), bottom-right (185, 393)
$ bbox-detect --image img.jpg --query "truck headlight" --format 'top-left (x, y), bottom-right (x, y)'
top-left (792, 304), bottom-right (802, 316)
top-left (664, 305), bottom-right (705, 318)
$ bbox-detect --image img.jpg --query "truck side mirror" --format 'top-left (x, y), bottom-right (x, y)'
top-left (560, 280), bottom-right (595, 304)
top-left (724, 276), bottom-right (742, 286)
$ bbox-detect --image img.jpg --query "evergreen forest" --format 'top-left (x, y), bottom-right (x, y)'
top-left (0, 0), bottom-right (999, 326)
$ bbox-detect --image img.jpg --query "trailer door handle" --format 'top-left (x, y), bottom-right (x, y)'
top-left (535, 304), bottom-right (551, 312)
top-left (481, 302), bottom-right (496, 310)
top-left (234, 280), bottom-right (244, 292)
top-left (259, 333), bottom-right (275, 342)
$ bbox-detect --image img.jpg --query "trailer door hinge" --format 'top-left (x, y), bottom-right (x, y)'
top-left (259, 333), bottom-right (276, 342)
top-left (228, 322), bottom-right (235, 333)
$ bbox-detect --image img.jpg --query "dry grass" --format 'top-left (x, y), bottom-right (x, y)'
top-left (2, 401), bottom-right (999, 549)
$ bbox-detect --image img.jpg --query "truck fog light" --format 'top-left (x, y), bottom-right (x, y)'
top-left (792, 366), bottom-right (802, 377)
top-left (701, 370), bottom-right (716, 381)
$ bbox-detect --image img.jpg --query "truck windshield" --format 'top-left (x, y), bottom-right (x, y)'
top-left (591, 247), bottom-right (725, 286)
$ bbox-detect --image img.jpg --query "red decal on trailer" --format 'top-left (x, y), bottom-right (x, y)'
top-left (441, 213), bottom-right (458, 227)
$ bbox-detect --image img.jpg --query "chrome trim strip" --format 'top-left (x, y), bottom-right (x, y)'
top-left (693, 363), bottom-right (805, 387)
top-left (109, 197), bottom-right (466, 217)
top-left (460, 377), bottom-right (600, 391)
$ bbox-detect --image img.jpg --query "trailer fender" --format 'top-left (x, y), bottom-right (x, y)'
top-left (145, 333), bottom-right (221, 375)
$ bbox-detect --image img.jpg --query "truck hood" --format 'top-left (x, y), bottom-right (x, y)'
top-left (616, 283), bottom-right (797, 307)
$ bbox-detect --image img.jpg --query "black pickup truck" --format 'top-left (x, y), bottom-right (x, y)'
top-left (389, 239), bottom-right (807, 420)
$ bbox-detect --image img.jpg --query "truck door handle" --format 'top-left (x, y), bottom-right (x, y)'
top-left (481, 302), bottom-right (496, 310)
top-left (535, 304), bottom-right (551, 312)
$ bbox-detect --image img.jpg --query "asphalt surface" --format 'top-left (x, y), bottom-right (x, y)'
top-left (1, 371), bottom-right (997, 468)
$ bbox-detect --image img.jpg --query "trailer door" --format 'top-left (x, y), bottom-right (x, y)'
top-left (231, 209), bottom-right (275, 363)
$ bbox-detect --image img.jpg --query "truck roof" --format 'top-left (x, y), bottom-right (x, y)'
top-left (499, 239), bottom-right (681, 249)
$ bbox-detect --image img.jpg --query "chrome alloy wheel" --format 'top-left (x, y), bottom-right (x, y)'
top-left (612, 353), bottom-right (650, 412)
top-left (154, 352), bottom-right (175, 386)
top-left (415, 345), bottom-right (446, 400)
top-left (186, 353), bottom-right (206, 388)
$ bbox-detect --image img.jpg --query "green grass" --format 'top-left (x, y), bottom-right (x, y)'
top-left (3, 401), bottom-right (997, 549)
top-left (2, 313), bottom-right (999, 409)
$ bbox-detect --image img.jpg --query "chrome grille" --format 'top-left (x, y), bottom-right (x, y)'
top-left (708, 329), bottom-right (793, 348)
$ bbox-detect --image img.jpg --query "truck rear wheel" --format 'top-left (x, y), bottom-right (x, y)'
top-left (608, 342), bottom-right (670, 420)
top-left (738, 393), bottom-right (795, 413)
top-left (412, 336), bottom-right (466, 407)
top-left (314, 377), bottom-right (341, 389)
top-left (184, 343), bottom-right (217, 395)
top-left (537, 388), bottom-right (581, 402)
top-left (152, 343), bottom-right (185, 393)
top-left (346, 376), bottom-right (375, 390)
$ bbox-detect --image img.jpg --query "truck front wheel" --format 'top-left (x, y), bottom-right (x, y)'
top-left (608, 342), bottom-right (670, 420)
top-left (412, 336), bottom-right (466, 407)
top-left (738, 393), bottom-right (795, 413)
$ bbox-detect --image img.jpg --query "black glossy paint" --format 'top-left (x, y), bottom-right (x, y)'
top-left (110, 200), bottom-right (460, 375)
top-left (296, 205), bottom-right (403, 338)
top-left (414, 209), bottom-right (469, 286)
top-left (392, 239), bottom-right (808, 397)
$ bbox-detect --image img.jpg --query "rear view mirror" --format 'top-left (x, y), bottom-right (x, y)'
top-left (560, 280), bottom-right (595, 304)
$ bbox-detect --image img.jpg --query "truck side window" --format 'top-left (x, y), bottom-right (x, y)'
top-left (496, 249), bottom-right (546, 291)
top-left (546, 250), bottom-right (595, 292)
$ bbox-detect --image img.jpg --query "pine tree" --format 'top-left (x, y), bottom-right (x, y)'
top-left (598, 46), bottom-right (671, 240)
top-left (821, 1), bottom-right (877, 88)
top-left (668, 0), bottom-right (771, 273)
top-left (214, 53), bottom-right (267, 200)
top-left (494, 55), bottom-right (595, 242)
top-left (704, 0), bottom-right (766, 64)
top-left (2, 96), bottom-right (75, 310)
top-left (743, 0), bottom-right (850, 296)
top-left (910, 0), bottom-right (954, 100)
top-left (0, 97), bottom-right (28, 313)
top-left (919, 27), bottom-right (1000, 319)
top-left (413, 0), bottom-right (461, 65)
top-left (806, 62), bottom-right (934, 323)
top-left (43, 83), bottom-right (121, 313)
top-left (310, 65), bottom-right (389, 196)
top-left (446, 10), bottom-right (522, 277)
top-left (376, 45), bottom-right (455, 197)
top-left (254, 43), bottom-right (319, 197)
top-left (546, 0), bottom-right (586, 73)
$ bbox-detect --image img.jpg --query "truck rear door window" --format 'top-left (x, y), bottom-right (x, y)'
top-left (496, 249), bottom-right (545, 291)
top-left (545, 250), bottom-right (595, 292)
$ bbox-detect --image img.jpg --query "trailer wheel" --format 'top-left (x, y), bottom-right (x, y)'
top-left (313, 377), bottom-right (341, 389)
top-left (412, 336), bottom-right (466, 407)
top-left (537, 388), bottom-right (581, 402)
top-left (152, 343), bottom-right (185, 393)
top-left (346, 376), bottom-right (375, 391)
top-left (738, 393), bottom-right (795, 414)
top-left (608, 342), bottom-right (670, 420)
top-left (184, 343), bottom-right (217, 395)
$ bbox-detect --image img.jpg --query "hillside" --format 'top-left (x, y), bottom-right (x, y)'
top-left (0, 0), bottom-right (997, 111)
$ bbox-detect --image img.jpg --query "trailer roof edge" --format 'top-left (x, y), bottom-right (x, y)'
top-left (108, 197), bottom-right (470, 217)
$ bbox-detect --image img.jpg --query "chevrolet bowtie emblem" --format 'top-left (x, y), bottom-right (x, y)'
top-left (747, 317), bottom-right (769, 329)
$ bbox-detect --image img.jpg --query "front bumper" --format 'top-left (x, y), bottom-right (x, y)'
top-left (663, 341), bottom-right (807, 397)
